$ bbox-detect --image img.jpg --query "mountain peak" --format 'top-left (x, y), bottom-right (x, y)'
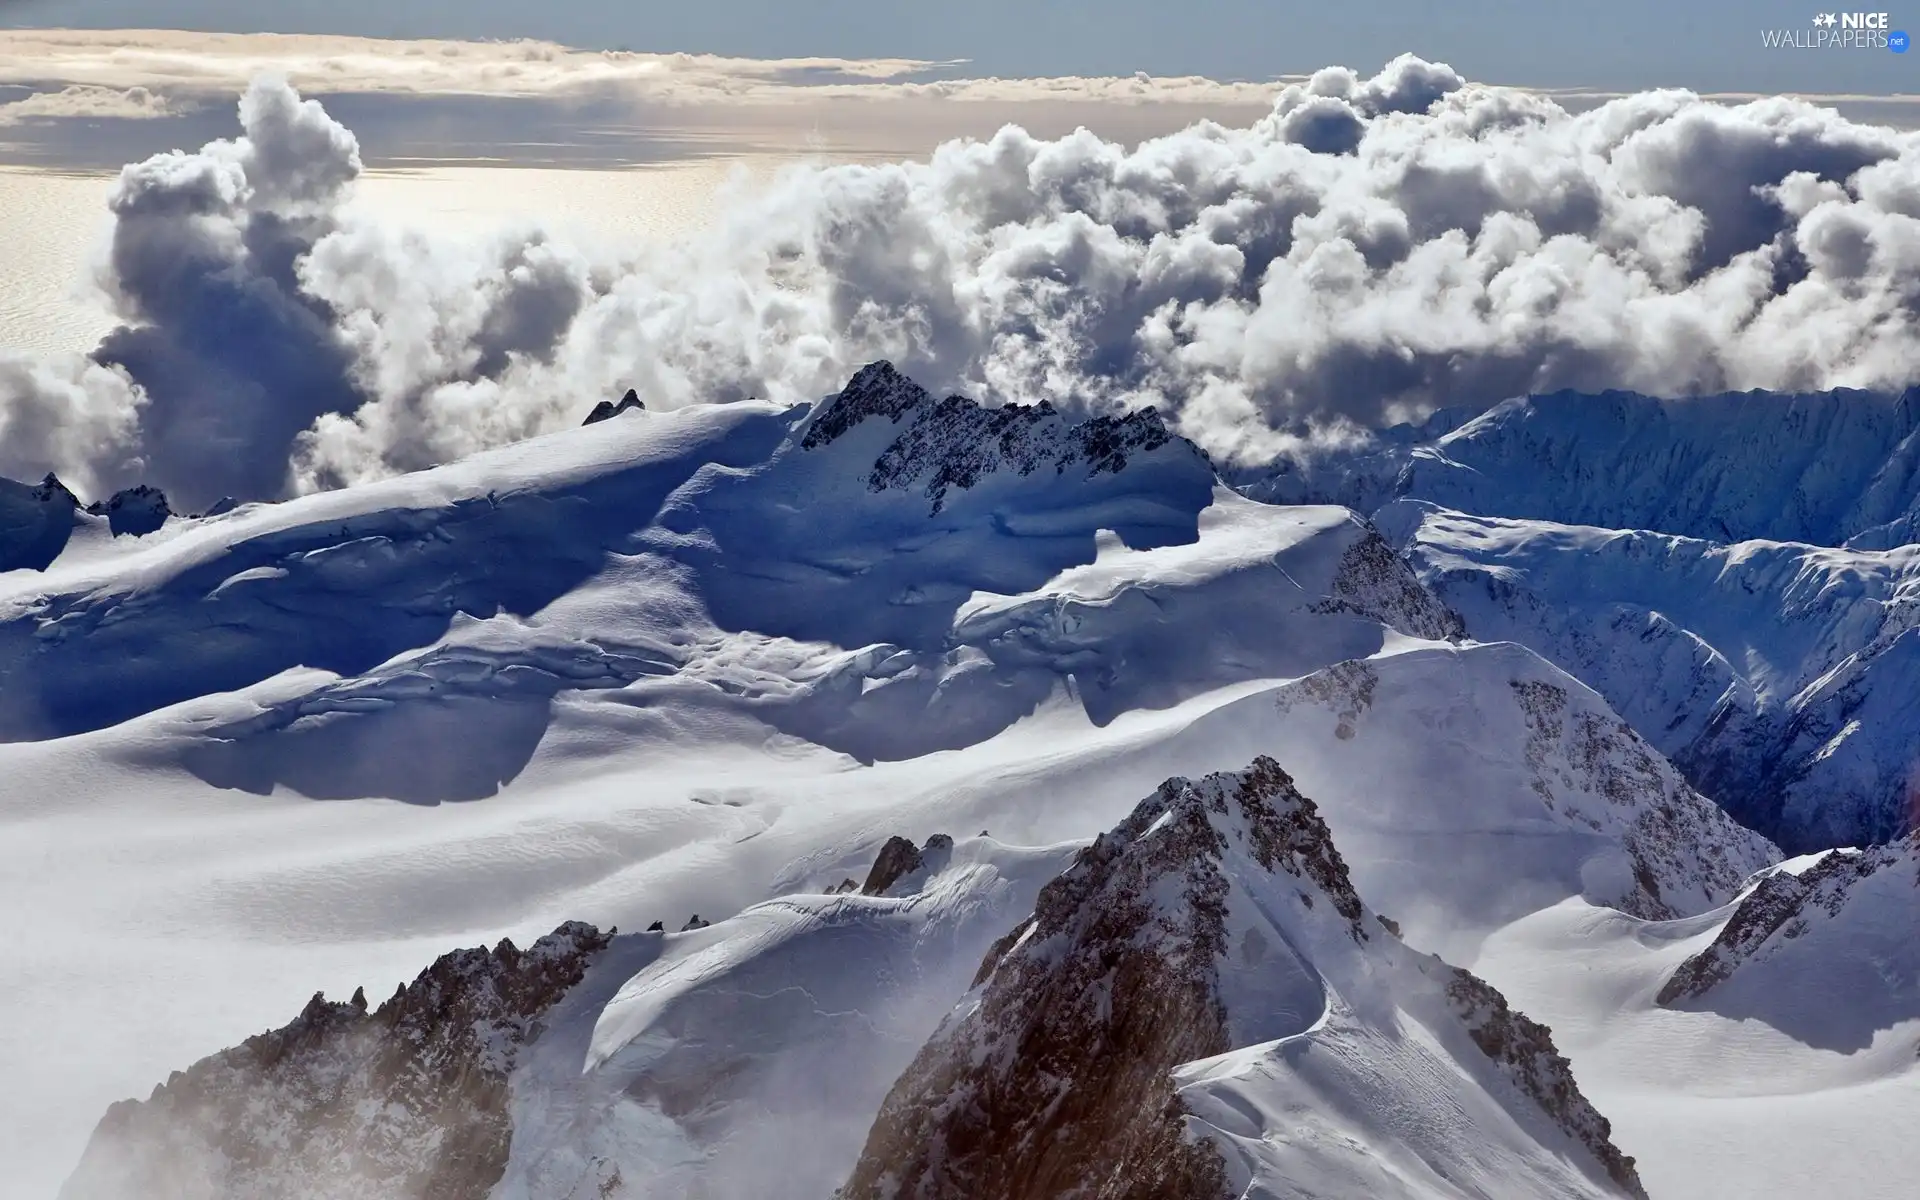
top-left (840, 756), bottom-right (1643, 1199)
top-left (84, 485), bottom-right (173, 537)
top-left (839, 756), bottom-right (1354, 1200)
top-left (582, 388), bottom-right (647, 425)
top-left (1657, 834), bottom-right (1920, 1043)
top-left (799, 360), bottom-right (932, 449)
top-left (802, 362), bottom-right (1201, 515)
top-left (60, 922), bottom-right (614, 1200)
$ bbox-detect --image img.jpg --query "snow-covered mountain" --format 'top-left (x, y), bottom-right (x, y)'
top-left (1245, 386), bottom-right (1920, 850)
top-left (1379, 501), bottom-right (1920, 851)
top-left (5, 362), bottom-right (1912, 1200)
top-left (840, 757), bottom-right (1648, 1200)
top-left (1246, 387), bottom-right (1920, 550)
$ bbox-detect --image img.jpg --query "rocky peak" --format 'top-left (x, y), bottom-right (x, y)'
top-left (85, 485), bottom-right (173, 537)
top-left (32, 472), bottom-right (80, 509)
top-left (837, 757), bottom-right (1363, 1200)
top-left (799, 361), bottom-right (932, 449)
top-left (839, 756), bottom-right (1648, 1199)
top-left (61, 922), bottom-right (614, 1200)
top-left (802, 361), bottom-right (1207, 515)
top-left (860, 832), bottom-right (956, 896)
top-left (583, 388), bottom-right (647, 426)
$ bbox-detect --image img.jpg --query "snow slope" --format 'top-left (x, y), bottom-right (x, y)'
top-left (1382, 501), bottom-right (1920, 850)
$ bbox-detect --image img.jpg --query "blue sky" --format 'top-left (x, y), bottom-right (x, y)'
top-left (4, 0), bottom-right (1919, 92)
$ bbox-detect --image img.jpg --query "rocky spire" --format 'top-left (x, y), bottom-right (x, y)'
top-left (583, 388), bottom-right (647, 425)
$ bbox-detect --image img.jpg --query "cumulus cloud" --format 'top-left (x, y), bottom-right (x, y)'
top-left (11, 55), bottom-right (1920, 504)
top-left (0, 354), bottom-right (145, 497)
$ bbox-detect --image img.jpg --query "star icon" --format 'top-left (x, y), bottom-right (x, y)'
top-left (1814, 12), bottom-right (1837, 26)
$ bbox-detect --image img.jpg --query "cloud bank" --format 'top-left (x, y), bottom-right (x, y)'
top-left (9, 56), bottom-right (1920, 505)
top-left (0, 29), bottom-right (1283, 108)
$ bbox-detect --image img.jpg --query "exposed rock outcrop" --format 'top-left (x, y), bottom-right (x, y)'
top-left (1658, 836), bottom-right (1918, 1007)
top-left (0, 472), bottom-right (81, 571)
top-left (86, 484), bottom-right (173, 537)
top-left (860, 832), bottom-right (955, 896)
top-left (1446, 968), bottom-right (1649, 1198)
top-left (1313, 523), bottom-right (1467, 642)
top-left (61, 922), bottom-right (614, 1200)
top-left (583, 389), bottom-right (646, 425)
top-left (803, 361), bottom-right (1208, 514)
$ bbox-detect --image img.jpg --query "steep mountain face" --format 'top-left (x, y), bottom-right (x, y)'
top-left (61, 923), bottom-right (613, 1200)
top-left (1246, 387), bottom-right (1920, 549)
top-left (86, 484), bottom-right (174, 537)
top-left (840, 758), bottom-right (1647, 1200)
top-left (1229, 386), bottom-right (1920, 849)
top-left (1382, 501), bottom-right (1920, 850)
top-left (1655, 836), bottom-right (1920, 1052)
top-left (0, 472), bottom-right (80, 571)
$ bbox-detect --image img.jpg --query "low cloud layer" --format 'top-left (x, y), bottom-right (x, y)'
top-left (9, 56), bottom-right (1920, 505)
top-left (0, 29), bottom-right (1284, 108)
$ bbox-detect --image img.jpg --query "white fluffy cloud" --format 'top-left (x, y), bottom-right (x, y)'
top-left (10, 56), bottom-right (1920, 505)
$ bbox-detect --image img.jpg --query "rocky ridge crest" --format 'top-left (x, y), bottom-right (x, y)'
top-left (61, 922), bottom-right (614, 1200)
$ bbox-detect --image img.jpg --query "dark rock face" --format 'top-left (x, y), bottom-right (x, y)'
top-left (860, 836), bottom-right (923, 896)
top-left (33, 472), bottom-right (81, 509)
top-left (1657, 844), bottom-right (1898, 1005)
top-left (860, 833), bottom-right (955, 896)
top-left (1312, 525), bottom-right (1467, 642)
top-left (680, 915), bottom-right (711, 931)
top-left (583, 389), bottom-right (647, 425)
top-left (201, 497), bottom-right (240, 518)
top-left (803, 361), bottom-right (1204, 514)
top-left (0, 472), bottom-right (81, 572)
top-left (86, 485), bottom-right (173, 537)
top-left (1445, 968), bottom-right (1649, 1199)
top-left (838, 758), bottom-right (1362, 1200)
top-left (800, 361), bottom-right (930, 450)
top-left (61, 922), bottom-right (613, 1200)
